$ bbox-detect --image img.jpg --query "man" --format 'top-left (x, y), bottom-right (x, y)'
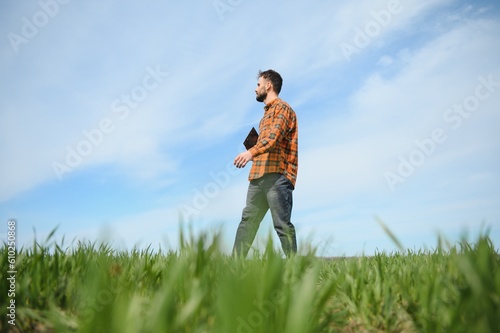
top-left (233, 69), bottom-right (298, 257)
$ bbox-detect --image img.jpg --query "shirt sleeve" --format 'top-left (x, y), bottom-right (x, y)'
top-left (248, 103), bottom-right (293, 157)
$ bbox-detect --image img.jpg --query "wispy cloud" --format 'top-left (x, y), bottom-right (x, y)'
top-left (1, 0), bottom-right (499, 255)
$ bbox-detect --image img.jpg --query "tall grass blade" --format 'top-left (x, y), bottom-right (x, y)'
top-left (375, 216), bottom-right (405, 252)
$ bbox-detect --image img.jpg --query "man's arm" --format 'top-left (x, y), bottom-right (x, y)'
top-left (249, 104), bottom-right (293, 157)
top-left (234, 150), bottom-right (253, 169)
top-left (234, 103), bottom-right (293, 169)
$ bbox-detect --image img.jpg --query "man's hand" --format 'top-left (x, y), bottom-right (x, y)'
top-left (234, 151), bottom-right (253, 168)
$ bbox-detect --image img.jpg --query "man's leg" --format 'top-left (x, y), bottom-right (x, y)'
top-left (232, 179), bottom-right (269, 257)
top-left (266, 174), bottom-right (297, 256)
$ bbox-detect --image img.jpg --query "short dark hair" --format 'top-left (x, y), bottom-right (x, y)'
top-left (258, 69), bottom-right (283, 94)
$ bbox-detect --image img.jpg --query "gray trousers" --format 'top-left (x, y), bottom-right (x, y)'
top-left (232, 173), bottom-right (297, 257)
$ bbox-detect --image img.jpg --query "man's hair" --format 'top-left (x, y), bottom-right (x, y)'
top-left (258, 69), bottom-right (283, 94)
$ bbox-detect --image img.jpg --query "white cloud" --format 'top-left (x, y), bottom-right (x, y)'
top-left (1, 0), bottom-right (499, 255)
top-left (284, 13), bottom-right (500, 254)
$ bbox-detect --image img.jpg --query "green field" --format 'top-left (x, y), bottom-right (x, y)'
top-left (1, 228), bottom-right (499, 333)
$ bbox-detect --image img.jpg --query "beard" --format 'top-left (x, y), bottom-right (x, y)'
top-left (256, 91), bottom-right (267, 102)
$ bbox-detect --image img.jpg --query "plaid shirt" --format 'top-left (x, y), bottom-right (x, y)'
top-left (248, 98), bottom-right (298, 187)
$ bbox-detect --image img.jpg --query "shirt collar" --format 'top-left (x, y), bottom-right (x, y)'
top-left (264, 98), bottom-right (280, 111)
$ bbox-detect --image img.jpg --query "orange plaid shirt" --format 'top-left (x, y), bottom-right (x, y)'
top-left (248, 98), bottom-right (298, 187)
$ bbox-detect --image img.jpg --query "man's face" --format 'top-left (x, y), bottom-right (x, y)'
top-left (255, 77), bottom-right (268, 102)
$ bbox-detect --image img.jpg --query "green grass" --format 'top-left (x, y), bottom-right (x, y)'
top-left (1, 228), bottom-right (499, 332)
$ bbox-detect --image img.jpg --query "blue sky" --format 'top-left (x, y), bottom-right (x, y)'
top-left (1, 0), bottom-right (499, 256)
